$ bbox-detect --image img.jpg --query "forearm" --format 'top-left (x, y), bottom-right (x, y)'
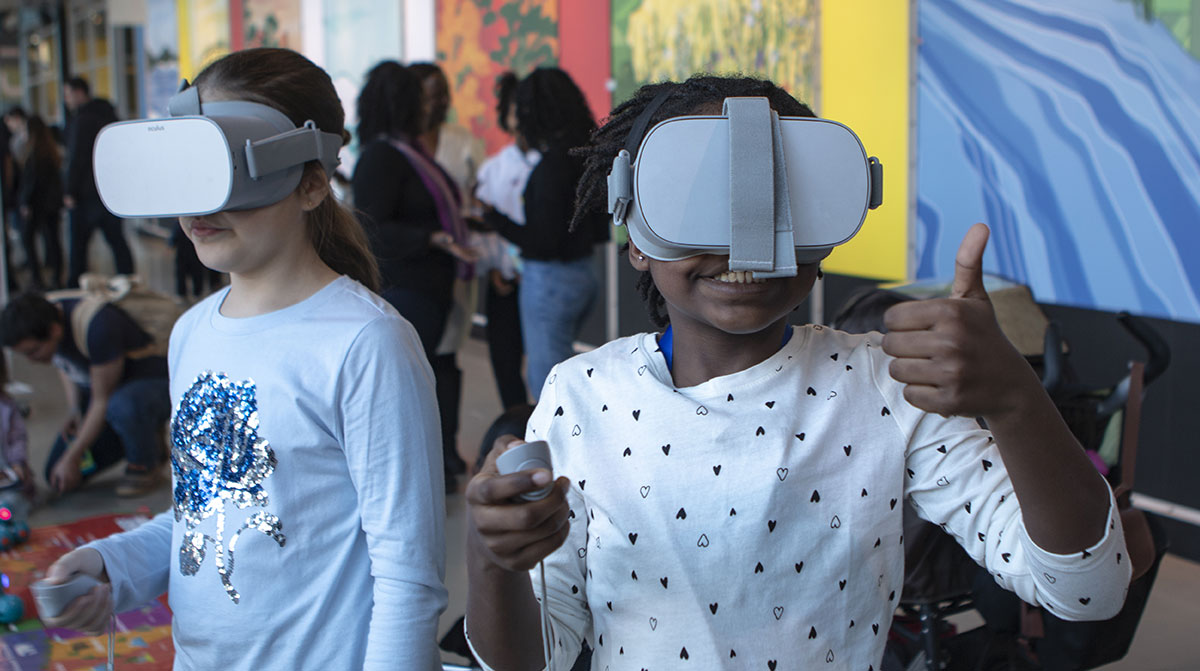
top-left (466, 533), bottom-right (548, 671)
top-left (983, 374), bottom-right (1111, 553)
top-left (363, 578), bottom-right (444, 671)
top-left (67, 398), bottom-right (109, 458)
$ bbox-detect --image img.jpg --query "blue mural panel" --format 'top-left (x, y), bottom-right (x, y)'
top-left (918, 0), bottom-right (1200, 322)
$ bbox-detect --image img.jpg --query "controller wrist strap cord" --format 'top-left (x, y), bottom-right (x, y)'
top-left (538, 561), bottom-right (551, 670)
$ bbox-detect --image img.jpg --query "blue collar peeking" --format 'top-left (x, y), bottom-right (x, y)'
top-left (657, 323), bottom-right (794, 372)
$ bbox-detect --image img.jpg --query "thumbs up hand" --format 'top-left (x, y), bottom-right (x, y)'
top-left (881, 224), bottom-right (1039, 419)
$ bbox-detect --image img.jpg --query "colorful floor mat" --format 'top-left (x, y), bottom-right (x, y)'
top-left (0, 514), bottom-right (173, 670)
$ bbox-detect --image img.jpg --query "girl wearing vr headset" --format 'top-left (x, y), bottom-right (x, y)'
top-left (464, 76), bottom-right (1129, 670)
top-left (38, 48), bottom-right (448, 670)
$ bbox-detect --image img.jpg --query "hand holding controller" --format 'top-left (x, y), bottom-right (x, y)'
top-left (31, 573), bottom-right (101, 619)
top-left (495, 440), bottom-right (553, 501)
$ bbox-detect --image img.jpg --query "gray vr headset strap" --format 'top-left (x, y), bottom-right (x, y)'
top-left (725, 97), bottom-right (782, 273)
top-left (244, 121), bottom-right (342, 179)
top-left (167, 84), bottom-right (201, 117)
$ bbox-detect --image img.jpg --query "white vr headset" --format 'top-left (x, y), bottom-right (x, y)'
top-left (608, 95), bottom-right (883, 277)
top-left (93, 82), bottom-right (343, 218)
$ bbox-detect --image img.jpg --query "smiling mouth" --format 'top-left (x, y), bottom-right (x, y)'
top-left (708, 270), bottom-right (766, 284)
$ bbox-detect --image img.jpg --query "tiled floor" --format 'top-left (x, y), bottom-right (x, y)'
top-left (12, 227), bottom-right (1200, 669)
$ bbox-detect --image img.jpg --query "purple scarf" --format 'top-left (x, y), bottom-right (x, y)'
top-left (389, 139), bottom-right (474, 280)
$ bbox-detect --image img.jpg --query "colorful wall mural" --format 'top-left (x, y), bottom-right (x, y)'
top-left (435, 0), bottom-right (558, 154)
top-left (917, 0), bottom-right (1200, 323)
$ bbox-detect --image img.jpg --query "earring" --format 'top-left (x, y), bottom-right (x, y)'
top-left (638, 255), bottom-right (645, 261)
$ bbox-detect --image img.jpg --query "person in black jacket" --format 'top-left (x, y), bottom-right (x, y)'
top-left (62, 76), bottom-right (133, 287)
top-left (483, 67), bottom-right (608, 399)
top-left (351, 61), bottom-right (476, 491)
top-left (17, 116), bottom-right (64, 289)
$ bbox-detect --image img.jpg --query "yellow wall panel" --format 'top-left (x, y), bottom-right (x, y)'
top-left (820, 0), bottom-right (911, 281)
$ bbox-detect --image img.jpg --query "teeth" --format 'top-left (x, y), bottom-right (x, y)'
top-left (713, 271), bottom-right (765, 284)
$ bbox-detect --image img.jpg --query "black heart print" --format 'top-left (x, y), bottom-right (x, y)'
top-left (831, 352), bottom-right (839, 361)
top-left (756, 426), bottom-right (766, 436)
top-left (632, 409), bottom-right (641, 420)
top-left (710, 603), bottom-right (718, 614)
top-left (730, 508), bottom-right (737, 516)
top-left (1002, 552), bottom-right (1011, 563)
top-left (632, 570), bottom-right (638, 580)
top-left (554, 406), bottom-right (564, 416)
top-left (602, 404), bottom-right (608, 412)
top-left (765, 401), bottom-right (775, 408)
top-left (811, 490), bottom-right (820, 503)
top-left (890, 498), bottom-right (897, 510)
top-left (662, 444), bottom-right (671, 455)
top-left (606, 601), bottom-right (612, 610)
top-left (838, 579), bottom-right (846, 591)
top-left (936, 476), bottom-right (950, 486)
top-left (768, 661), bottom-right (777, 671)
top-left (755, 562), bottom-right (764, 574)
top-left (982, 459), bottom-right (992, 471)
top-left (680, 647), bottom-right (688, 659)
top-left (874, 538), bottom-right (881, 548)
top-left (881, 406), bottom-right (891, 416)
top-left (586, 368), bottom-right (593, 377)
top-left (964, 502), bottom-right (972, 513)
top-left (937, 445), bottom-right (947, 454)
top-left (807, 387), bottom-right (817, 396)
top-left (628, 533), bottom-right (638, 545)
top-left (795, 562), bottom-right (804, 573)
top-left (578, 480), bottom-right (586, 490)
top-left (768, 520), bottom-right (777, 532)
top-left (808, 626), bottom-right (817, 639)
top-left (796, 433), bottom-right (806, 441)
top-left (843, 445), bottom-right (852, 456)
top-left (872, 623), bottom-right (879, 634)
top-left (676, 508), bottom-right (687, 520)
top-left (660, 577), bottom-right (669, 589)
top-left (1079, 597), bottom-right (1091, 605)
top-left (623, 447), bottom-right (632, 457)
top-left (727, 393), bottom-right (734, 401)
top-left (713, 465), bottom-right (722, 475)
top-left (862, 489), bottom-right (869, 497)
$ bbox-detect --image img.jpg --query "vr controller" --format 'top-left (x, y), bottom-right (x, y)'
top-left (30, 574), bottom-right (101, 620)
top-left (496, 440), bottom-right (554, 502)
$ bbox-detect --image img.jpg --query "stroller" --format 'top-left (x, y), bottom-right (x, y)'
top-left (832, 282), bottom-right (1172, 671)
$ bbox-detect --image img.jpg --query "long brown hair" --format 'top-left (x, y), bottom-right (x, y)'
top-left (193, 48), bottom-right (380, 291)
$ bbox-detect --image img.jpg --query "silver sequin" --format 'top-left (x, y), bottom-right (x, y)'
top-left (172, 372), bottom-right (285, 604)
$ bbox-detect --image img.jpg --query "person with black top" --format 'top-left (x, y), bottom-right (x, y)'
top-left (62, 76), bottom-right (134, 287)
top-left (17, 116), bottom-right (65, 290)
top-left (0, 292), bottom-right (169, 496)
top-left (351, 61), bottom-right (476, 491)
top-left (483, 67), bottom-right (608, 399)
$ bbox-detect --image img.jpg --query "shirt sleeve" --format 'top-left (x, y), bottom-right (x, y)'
top-left (337, 314), bottom-right (449, 671)
top-left (867, 338), bottom-right (1132, 621)
top-left (85, 510), bottom-right (173, 613)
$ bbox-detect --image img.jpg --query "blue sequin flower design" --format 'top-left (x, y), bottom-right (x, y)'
top-left (172, 371), bottom-right (285, 604)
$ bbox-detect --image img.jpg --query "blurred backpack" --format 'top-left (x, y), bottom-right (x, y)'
top-left (49, 274), bottom-right (183, 359)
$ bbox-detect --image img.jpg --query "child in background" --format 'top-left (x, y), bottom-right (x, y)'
top-left (463, 76), bottom-right (1130, 670)
top-left (38, 48), bottom-right (447, 670)
top-left (474, 72), bottom-right (540, 410)
top-left (0, 354), bottom-right (33, 498)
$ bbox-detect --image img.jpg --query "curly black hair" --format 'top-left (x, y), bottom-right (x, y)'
top-left (570, 75), bottom-right (814, 327)
top-left (356, 61), bottom-right (426, 144)
top-left (515, 67), bottom-right (596, 152)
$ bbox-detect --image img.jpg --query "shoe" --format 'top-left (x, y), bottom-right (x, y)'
top-left (115, 468), bottom-right (164, 497)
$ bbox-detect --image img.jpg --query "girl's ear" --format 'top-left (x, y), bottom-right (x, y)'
top-left (628, 241), bottom-right (650, 271)
top-left (298, 167), bottom-right (332, 212)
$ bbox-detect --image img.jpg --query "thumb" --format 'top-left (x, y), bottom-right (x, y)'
top-left (951, 223), bottom-right (990, 300)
